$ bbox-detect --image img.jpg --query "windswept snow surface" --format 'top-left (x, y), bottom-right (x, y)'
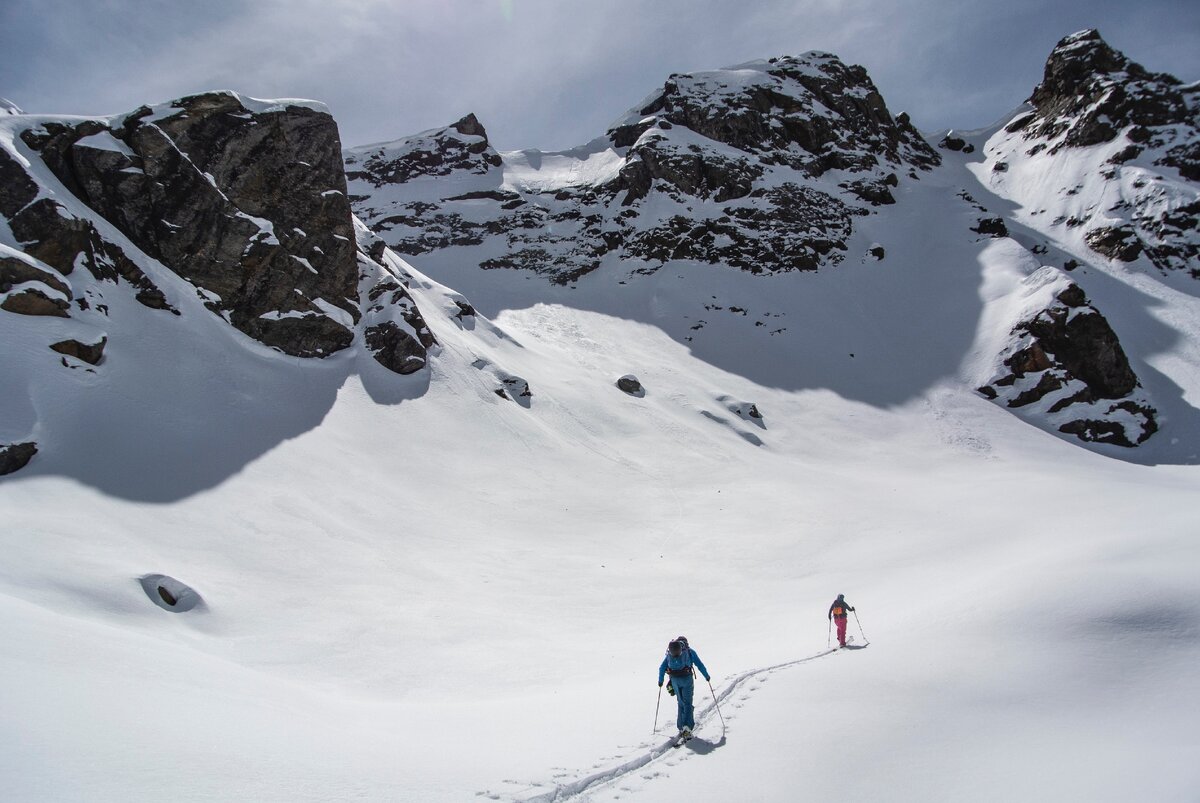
top-left (502, 140), bottom-right (625, 193)
top-left (3, 144), bottom-right (1200, 801)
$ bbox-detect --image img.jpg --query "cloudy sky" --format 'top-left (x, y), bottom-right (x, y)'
top-left (2, 0), bottom-right (1196, 151)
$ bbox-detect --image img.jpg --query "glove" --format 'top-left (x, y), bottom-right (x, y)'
top-left (704, 676), bottom-right (711, 682)
top-left (658, 681), bottom-right (663, 687)
top-left (850, 607), bottom-right (856, 612)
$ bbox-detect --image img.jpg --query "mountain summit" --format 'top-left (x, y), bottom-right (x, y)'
top-left (989, 29), bottom-right (1198, 276)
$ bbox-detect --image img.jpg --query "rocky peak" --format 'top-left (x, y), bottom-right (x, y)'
top-left (986, 31), bottom-right (1198, 280)
top-left (344, 113), bottom-right (503, 188)
top-left (1018, 29), bottom-right (1197, 155)
top-left (609, 53), bottom-right (939, 175)
top-left (349, 51), bottom-right (944, 286)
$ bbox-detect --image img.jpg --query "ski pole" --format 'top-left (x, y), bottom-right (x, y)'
top-left (654, 683), bottom-right (663, 733)
top-left (853, 610), bottom-right (868, 644)
top-left (827, 617), bottom-right (832, 649)
top-left (707, 680), bottom-right (726, 730)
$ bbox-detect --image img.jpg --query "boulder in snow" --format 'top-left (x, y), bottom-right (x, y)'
top-left (50, 336), bottom-right (107, 365)
top-left (0, 442), bottom-right (38, 475)
top-left (139, 574), bottom-right (205, 613)
top-left (977, 276), bottom-right (1157, 447)
top-left (616, 375), bottom-right (644, 395)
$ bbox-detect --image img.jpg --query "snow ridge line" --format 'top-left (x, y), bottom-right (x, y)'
top-left (515, 647), bottom-right (838, 803)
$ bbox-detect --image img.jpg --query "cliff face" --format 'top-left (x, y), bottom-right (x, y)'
top-left (0, 91), bottom-right (444, 478)
top-left (12, 92), bottom-right (362, 356)
top-left (1, 90), bottom-right (434, 368)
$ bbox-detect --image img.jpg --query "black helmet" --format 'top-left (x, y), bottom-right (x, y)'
top-left (667, 639), bottom-right (684, 657)
top-left (837, 594), bottom-right (844, 600)
top-left (675, 635), bottom-right (689, 648)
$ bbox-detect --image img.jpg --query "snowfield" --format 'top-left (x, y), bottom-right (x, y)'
top-left (3, 62), bottom-right (1200, 803)
top-left (3, 239), bottom-right (1199, 801)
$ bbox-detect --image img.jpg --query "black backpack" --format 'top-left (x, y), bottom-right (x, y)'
top-left (666, 638), bottom-right (693, 670)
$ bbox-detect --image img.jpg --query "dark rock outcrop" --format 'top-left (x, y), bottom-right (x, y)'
top-left (972, 217), bottom-right (1009, 238)
top-left (1, 141), bottom-right (173, 313)
top-left (1, 287), bottom-right (71, 317)
top-left (16, 92), bottom-right (360, 356)
top-left (4, 92), bottom-right (438, 381)
top-left (1085, 226), bottom-right (1143, 262)
top-left (0, 442), bottom-right (38, 475)
top-left (617, 375), bottom-right (644, 395)
top-left (50, 337), bottom-right (107, 365)
top-left (363, 320), bottom-right (427, 374)
top-left (978, 279), bottom-right (1156, 446)
top-left (615, 54), bottom-right (939, 174)
top-left (356, 227), bottom-right (437, 374)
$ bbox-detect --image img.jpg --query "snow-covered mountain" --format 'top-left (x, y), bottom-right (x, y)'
top-left (981, 29), bottom-right (1197, 277)
top-left (1, 28), bottom-right (1198, 803)
top-left (346, 32), bottom-right (1197, 453)
top-left (346, 53), bottom-right (938, 281)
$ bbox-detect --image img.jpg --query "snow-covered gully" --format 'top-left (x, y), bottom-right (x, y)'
top-left (494, 647), bottom-right (847, 802)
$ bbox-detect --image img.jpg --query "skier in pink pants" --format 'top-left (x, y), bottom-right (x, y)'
top-left (828, 594), bottom-right (856, 647)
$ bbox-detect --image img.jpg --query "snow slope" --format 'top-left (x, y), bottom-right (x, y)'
top-left (3, 38), bottom-right (1200, 803)
top-left (3, 222), bottom-right (1199, 801)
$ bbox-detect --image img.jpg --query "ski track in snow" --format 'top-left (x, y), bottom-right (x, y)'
top-left (482, 646), bottom-right (848, 802)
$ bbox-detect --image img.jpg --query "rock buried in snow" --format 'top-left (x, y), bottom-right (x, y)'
top-left (50, 336), bottom-right (107, 365)
top-left (138, 574), bottom-right (205, 613)
top-left (0, 442), bottom-right (38, 475)
top-left (495, 374), bottom-right (533, 406)
top-left (616, 375), bottom-right (644, 395)
top-left (716, 395), bottom-right (765, 425)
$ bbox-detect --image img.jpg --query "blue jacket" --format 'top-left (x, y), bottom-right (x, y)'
top-left (659, 648), bottom-right (710, 684)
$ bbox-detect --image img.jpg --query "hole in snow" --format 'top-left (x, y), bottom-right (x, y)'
top-left (139, 574), bottom-right (205, 613)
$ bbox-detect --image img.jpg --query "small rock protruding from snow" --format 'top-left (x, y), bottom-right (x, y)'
top-left (139, 574), bottom-right (205, 613)
top-left (453, 299), bottom-right (476, 320)
top-left (49, 336), bottom-right (107, 365)
top-left (496, 375), bottom-right (532, 403)
top-left (971, 217), bottom-right (1009, 238)
top-left (938, 133), bottom-right (975, 153)
top-left (717, 395), bottom-right (764, 425)
top-left (616, 375), bottom-right (644, 396)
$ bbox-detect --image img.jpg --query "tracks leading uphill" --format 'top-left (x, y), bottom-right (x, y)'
top-left (492, 647), bottom-right (840, 802)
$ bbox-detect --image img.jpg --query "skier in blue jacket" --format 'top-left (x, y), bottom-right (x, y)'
top-left (657, 636), bottom-right (710, 741)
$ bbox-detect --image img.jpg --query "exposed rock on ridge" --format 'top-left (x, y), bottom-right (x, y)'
top-left (347, 52), bottom-right (940, 285)
top-left (994, 30), bottom-right (1199, 277)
